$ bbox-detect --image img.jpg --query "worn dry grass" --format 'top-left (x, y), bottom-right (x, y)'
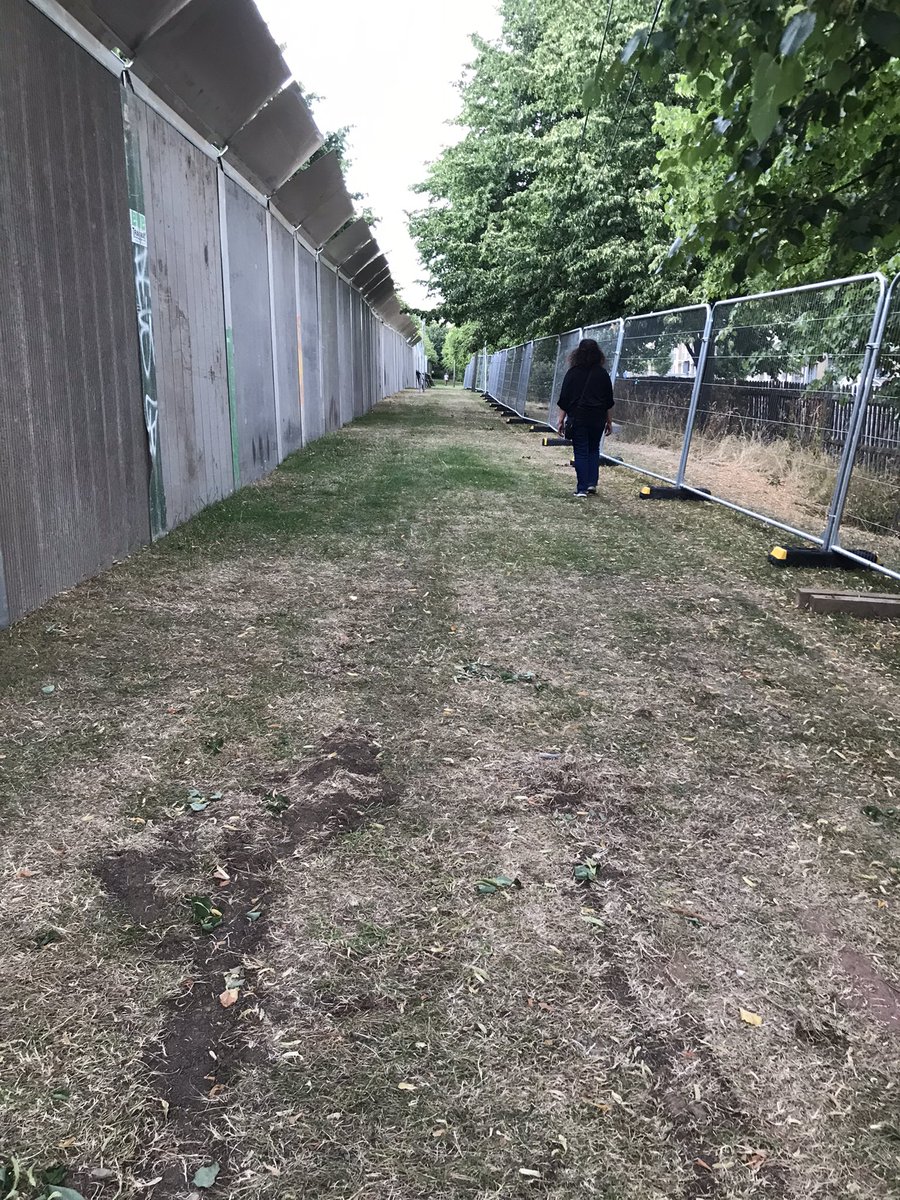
top-left (608, 428), bottom-right (900, 570)
top-left (1, 388), bottom-right (900, 1200)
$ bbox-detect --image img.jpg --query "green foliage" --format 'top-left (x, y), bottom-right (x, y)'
top-left (443, 323), bottom-right (480, 379)
top-left (421, 324), bottom-right (438, 370)
top-left (410, 0), bottom-right (698, 347)
top-left (425, 322), bottom-right (448, 371)
top-left (633, 0), bottom-right (900, 291)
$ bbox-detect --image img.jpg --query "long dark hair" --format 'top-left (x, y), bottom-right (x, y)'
top-left (570, 338), bottom-right (605, 369)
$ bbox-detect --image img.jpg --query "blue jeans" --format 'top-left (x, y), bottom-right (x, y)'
top-left (571, 426), bottom-right (600, 493)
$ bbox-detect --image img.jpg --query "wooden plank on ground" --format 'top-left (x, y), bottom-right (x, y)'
top-left (798, 589), bottom-right (900, 618)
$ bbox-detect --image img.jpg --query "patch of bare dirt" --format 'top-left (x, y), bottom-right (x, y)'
top-left (92, 729), bottom-right (396, 1197)
top-left (838, 947), bottom-right (900, 1033)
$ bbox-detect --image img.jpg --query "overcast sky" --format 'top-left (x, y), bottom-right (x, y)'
top-left (253, 0), bottom-right (503, 310)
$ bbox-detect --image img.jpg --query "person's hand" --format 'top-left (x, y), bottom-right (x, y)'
top-left (605, 418), bottom-right (613, 436)
top-left (557, 418), bottom-right (565, 436)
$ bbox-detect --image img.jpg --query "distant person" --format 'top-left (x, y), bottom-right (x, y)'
top-left (556, 338), bottom-right (614, 498)
top-left (444, 372), bottom-right (449, 383)
top-left (415, 370), bottom-right (425, 392)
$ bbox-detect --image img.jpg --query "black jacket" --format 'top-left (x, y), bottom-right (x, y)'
top-left (558, 365), bottom-right (615, 417)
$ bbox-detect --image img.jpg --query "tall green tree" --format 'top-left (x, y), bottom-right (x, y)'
top-left (443, 323), bottom-right (480, 379)
top-left (425, 322), bottom-right (449, 372)
top-left (410, 0), bottom-right (697, 349)
top-left (615, 0), bottom-right (900, 291)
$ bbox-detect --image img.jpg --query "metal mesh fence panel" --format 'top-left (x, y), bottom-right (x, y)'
top-left (582, 320), bottom-right (623, 373)
top-left (516, 343), bottom-right (534, 416)
top-left (500, 349), bottom-right (511, 405)
top-left (548, 328), bottom-right (582, 429)
top-left (500, 347), bottom-right (516, 408)
top-left (505, 345), bottom-right (525, 414)
top-left (498, 349), bottom-right (512, 405)
top-left (609, 306), bottom-right (708, 483)
top-left (682, 278), bottom-right (883, 538)
top-left (477, 352), bottom-right (488, 393)
top-left (464, 357), bottom-right (475, 389)
top-left (487, 352), bottom-right (499, 397)
top-left (525, 336), bottom-right (558, 424)
top-left (834, 274), bottom-right (900, 577)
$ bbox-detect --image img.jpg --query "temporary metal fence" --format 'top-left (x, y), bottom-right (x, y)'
top-left (466, 270), bottom-right (900, 582)
top-left (610, 304), bottom-right (709, 484)
top-left (477, 350), bottom-right (488, 393)
top-left (525, 336), bottom-right (559, 423)
top-left (824, 272), bottom-right (900, 577)
top-left (549, 328), bottom-right (584, 428)
top-left (0, 0), bottom-right (419, 629)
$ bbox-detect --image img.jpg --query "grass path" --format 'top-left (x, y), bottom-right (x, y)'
top-left (2, 388), bottom-right (900, 1200)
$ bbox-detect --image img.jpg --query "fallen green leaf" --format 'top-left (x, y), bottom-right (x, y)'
top-left (41, 685), bottom-right (55, 695)
top-left (476, 876), bottom-right (521, 895)
top-left (573, 858), bottom-right (599, 884)
top-left (192, 1163), bottom-right (220, 1189)
top-left (46, 1189), bottom-right (85, 1200)
top-left (187, 896), bottom-right (223, 933)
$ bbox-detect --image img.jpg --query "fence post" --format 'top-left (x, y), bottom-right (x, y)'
top-left (265, 210), bottom-right (284, 463)
top-left (674, 305), bottom-right (714, 487)
top-left (547, 336), bottom-right (564, 418)
top-left (517, 341), bottom-right (534, 416)
top-left (122, 84), bottom-right (167, 536)
top-left (599, 321), bottom-right (627, 455)
top-left (216, 165), bottom-right (240, 489)
top-left (822, 274), bottom-right (892, 549)
top-left (0, 550), bottom-right (9, 631)
top-left (608, 319), bottom-right (625, 383)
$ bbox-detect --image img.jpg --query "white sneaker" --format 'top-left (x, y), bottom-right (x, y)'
top-left (586, 486), bottom-right (597, 495)
top-left (573, 491), bottom-right (588, 498)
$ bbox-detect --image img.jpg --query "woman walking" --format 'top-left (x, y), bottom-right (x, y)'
top-left (556, 339), bottom-right (614, 498)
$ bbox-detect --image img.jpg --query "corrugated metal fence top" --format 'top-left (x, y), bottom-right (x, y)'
top-left (224, 82), bottom-right (323, 196)
top-left (132, 0), bottom-right (291, 144)
top-left (0, 0), bottom-right (150, 623)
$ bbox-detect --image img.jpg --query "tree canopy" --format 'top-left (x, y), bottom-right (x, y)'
top-left (410, 0), bottom-right (696, 349)
top-left (412, 0), bottom-right (899, 347)
top-left (625, 0), bottom-right (900, 292)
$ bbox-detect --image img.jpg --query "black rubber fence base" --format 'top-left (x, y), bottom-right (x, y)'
top-left (639, 485), bottom-right (711, 501)
top-left (768, 546), bottom-right (879, 570)
top-left (542, 436), bottom-right (571, 446)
